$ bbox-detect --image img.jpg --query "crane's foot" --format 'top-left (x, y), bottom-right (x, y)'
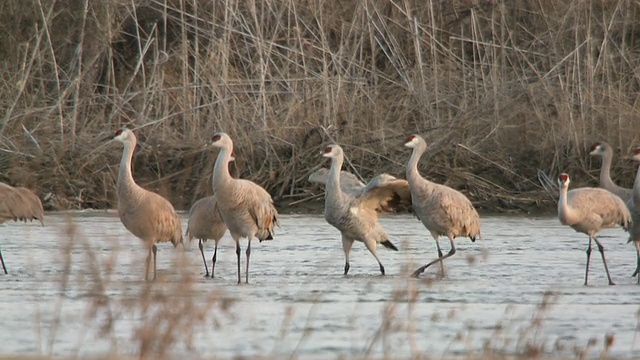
top-left (608, 281), bottom-right (616, 286)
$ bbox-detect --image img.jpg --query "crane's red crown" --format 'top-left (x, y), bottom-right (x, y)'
top-left (559, 173), bottom-right (569, 182)
top-left (590, 142), bottom-right (601, 151)
top-left (635, 147), bottom-right (640, 155)
top-left (323, 146), bottom-right (333, 154)
top-left (212, 134), bottom-right (222, 142)
top-left (114, 129), bottom-right (123, 137)
top-left (407, 135), bottom-right (416, 142)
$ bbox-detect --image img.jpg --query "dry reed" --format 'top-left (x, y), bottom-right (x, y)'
top-left (0, 0), bottom-right (639, 214)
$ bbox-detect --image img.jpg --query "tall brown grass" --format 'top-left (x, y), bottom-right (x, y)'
top-left (1, 0), bottom-right (639, 212)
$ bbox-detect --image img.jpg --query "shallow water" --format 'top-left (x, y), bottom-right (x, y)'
top-left (1, 212), bottom-right (640, 359)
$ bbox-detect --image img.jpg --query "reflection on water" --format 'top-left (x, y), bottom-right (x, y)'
top-left (0, 212), bottom-right (639, 358)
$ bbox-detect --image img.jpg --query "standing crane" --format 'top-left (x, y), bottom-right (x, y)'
top-left (110, 128), bottom-right (183, 281)
top-left (210, 132), bottom-right (278, 284)
top-left (589, 142), bottom-right (633, 201)
top-left (186, 195), bottom-right (227, 278)
top-left (556, 173), bottom-right (631, 285)
top-left (627, 147), bottom-right (640, 283)
top-left (311, 144), bottom-right (411, 276)
top-left (404, 134), bottom-right (481, 278)
top-left (186, 157), bottom-right (239, 278)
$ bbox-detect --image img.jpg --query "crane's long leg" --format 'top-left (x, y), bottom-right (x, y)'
top-left (145, 246), bottom-right (152, 281)
top-left (431, 232), bottom-right (445, 276)
top-left (235, 240), bottom-right (241, 284)
top-left (0, 247), bottom-right (7, 274)
top-left (211, 241), bottom-right (218, 278)
top-left (245, 239), bottom-right (252, 284)
top-left (411, 236), bottom-right (456, 278)
top-left (631, 240), bottom-right (640, 282)
top-left (342, 236), bottom-right (354, 275)
top-left (152, 244), bottom-right (157, 281)
top-left (364, 239), bottom-right (385, 275)
top-left (199, 239), bottom-right (210, 277)
top-left (593, 237), bottom-right (615, 285)
top-left (584, 236), bottom-right (593, 285)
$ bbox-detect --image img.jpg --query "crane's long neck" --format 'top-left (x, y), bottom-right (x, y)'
top-left (326, 154), bottom-right (345, 203)
top-left (117, 139), bottom-right (141, 199)
top-left (213, 145), bottom-right (234, 193)
top-left (406, 144), bottom-right (434, 193)
top-left (599, 150), bottom-right (617, 190)
top-left (557, 185), bottom-right (576, 225)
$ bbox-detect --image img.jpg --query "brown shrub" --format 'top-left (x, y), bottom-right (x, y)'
top-left (1, 0), bottom-right (639, 212)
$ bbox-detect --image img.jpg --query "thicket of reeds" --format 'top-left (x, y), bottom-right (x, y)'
top-left (1, 0), bottom-right (639, 212)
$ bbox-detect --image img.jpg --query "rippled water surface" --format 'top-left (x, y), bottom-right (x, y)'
top-left (1, 212), bottom-right (640, 359)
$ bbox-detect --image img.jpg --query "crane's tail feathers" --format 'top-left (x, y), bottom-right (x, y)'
top-left (381, 240), bottom-right (398, 251)
top-left (537, 169), bottom-right (559, 203)
top-left (259, 232), bottom-right (274, 242)
top-left (171, 236), bottom-right (185, 247)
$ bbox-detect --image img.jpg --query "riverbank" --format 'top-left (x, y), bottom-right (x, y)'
top-left (1, 1), bottom-right (638, 215)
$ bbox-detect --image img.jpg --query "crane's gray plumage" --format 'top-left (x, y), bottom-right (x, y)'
top-left (557, 172), bottom-right (631, 285)
top-left (111, 128), bottom-right (183, 281)
top-left (0, 182), bottom-right (44, 274)
top-left (589, 142), bottom-right (633, 201)
top-left (314, 144), bottom-right (411, 276)
top-left (186, 195), bottom-right (227, 278)
top-left (627, 147), bottom-right (640, 283)
top-left (186, 157), bottom-right (239, 278)
top-left (404, 134), bottom-right (481, 278)
top-left (211, 132), bottom-right (278, 284)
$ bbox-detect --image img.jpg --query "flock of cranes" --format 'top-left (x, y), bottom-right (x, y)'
top-left (0, 130), bottom-right (638, 286)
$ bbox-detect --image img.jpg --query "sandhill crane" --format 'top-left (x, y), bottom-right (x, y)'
top-left (186, 157), bottom-right (239, 278)
top-left (627, 147), bottom-right (640, 283)
top-left (314, 144), bottom-right (411, 276)
top-left (589, 142), bottom-right (633, 201)
top-left (556, 172), bottom-right (631, 285)
top-left (110, 128), bottom-right (183, 281)
top-left (210, 132), bottom-right (278, 284)
top-left (0, 182), bottom-right (44, 274)
top-left (404, 134), bottom-right (481, 278)
top-left (186, 195), bottom-right (226, 278)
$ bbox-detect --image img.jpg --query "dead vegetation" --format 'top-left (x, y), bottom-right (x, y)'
top-left (0, 0), bottom-right (639, 213)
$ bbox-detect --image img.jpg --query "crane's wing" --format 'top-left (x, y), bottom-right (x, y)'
top-left (308, 168), bottom-right (366, 197)
top-left (569, 188), bottom-right (632, 231)
top-left (355, 178), bottom-right (412, 214)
